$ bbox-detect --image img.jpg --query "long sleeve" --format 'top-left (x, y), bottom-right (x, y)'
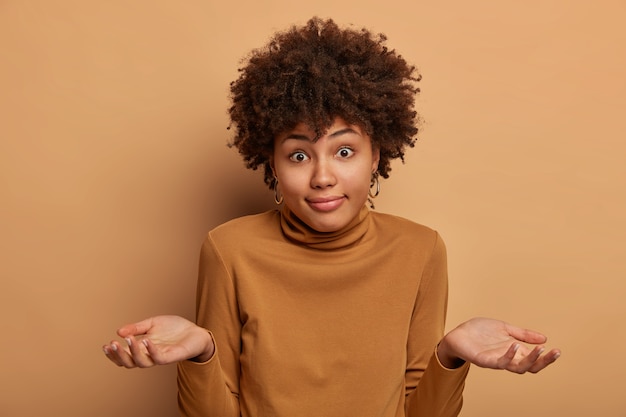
top-left (177, 234), bottom-right (242, 417)
top-left (177, 210), bottom-right (469, 417)
top-left (404, 233), bottom-right (470, 417)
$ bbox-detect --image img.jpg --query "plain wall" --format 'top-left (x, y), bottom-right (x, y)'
top-left (1, 1), bottom-right (625, 415)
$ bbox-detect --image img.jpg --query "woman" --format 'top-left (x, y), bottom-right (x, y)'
top-left (103, 17), bottom-right (560, 417)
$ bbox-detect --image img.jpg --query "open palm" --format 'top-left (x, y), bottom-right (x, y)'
top-left (440, 317), bottom-right (560, 374)
top-left (103, 315), bottom-right (213, 368)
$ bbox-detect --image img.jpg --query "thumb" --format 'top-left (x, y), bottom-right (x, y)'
top-left (505, 323), bottom-right (548, 345)
top-left (117, 317), bottom-right (154, 338)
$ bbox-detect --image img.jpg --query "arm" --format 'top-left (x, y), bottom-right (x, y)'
top-left (404, 233), bottom-right (470, 417)
top-left (103, 315), bottom-right (214, 368)
top-left (437, 317), bottom-right (561, 373)
top-left (177, 234), bottom-right (242, 417)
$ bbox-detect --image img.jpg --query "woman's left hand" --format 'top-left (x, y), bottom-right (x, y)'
top-left (437, 317), bottom-right (561, 373)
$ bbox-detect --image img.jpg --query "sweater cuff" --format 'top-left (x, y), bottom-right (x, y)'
top-left (433, 345), bottom-right (471, 373)
top-left (182, 330), bottom-right (217, 367)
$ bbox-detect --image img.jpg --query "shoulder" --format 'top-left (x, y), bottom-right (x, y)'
top-left (370, 211), bottom-right (439, 240)
top-left (369, 211), bottom-right (446, 258)
top-left (205, 210), bottom-right (281, 249)
top-left (211, 210), bottom-right (280, 233)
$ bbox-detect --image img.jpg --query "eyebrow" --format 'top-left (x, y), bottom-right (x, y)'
top-left (281, 127), bottom-right (360, 143)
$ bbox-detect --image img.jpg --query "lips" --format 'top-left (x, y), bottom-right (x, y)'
top-left (306, 196), bottom-right (345, 212)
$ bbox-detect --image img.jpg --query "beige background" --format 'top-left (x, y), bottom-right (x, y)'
top-left (1, 1), bottom-right (625, 416)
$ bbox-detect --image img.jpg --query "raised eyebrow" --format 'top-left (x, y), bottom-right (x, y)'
top-left (280, 127), bottom-right (361, 143)
top-left (281, 133), bottom-right (311, 143)
top-left (328, 127), bottom-right (360, 138)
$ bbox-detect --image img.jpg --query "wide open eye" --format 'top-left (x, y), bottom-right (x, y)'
top-left (336, 147), bottom-right (355, 158)
top-left (289, 151), bottom-right (309, 162)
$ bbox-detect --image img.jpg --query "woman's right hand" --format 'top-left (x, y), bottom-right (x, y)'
top-left (102, 315), bottom-right (215, 368)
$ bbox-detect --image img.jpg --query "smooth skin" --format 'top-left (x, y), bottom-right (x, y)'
top-left (103, 316), bottom-right (214, 367)
top-left (104, 118), bottom-right (561, 374)
top-left (270, 118), bottom-right (380, 233)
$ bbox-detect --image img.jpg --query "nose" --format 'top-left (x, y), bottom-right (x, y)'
top-left (310, 158), bottom-right (336, 189)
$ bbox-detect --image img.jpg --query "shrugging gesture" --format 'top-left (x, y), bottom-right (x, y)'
top-left (103, 315), bottom-right (213, 368)
top-left (437, 317), bottom-right (561, 373)
top-left (101, 17), bottom-right (562, 417)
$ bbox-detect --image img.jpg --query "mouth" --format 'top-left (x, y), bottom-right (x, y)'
top-left (306, 196), bottom-right (346, 212)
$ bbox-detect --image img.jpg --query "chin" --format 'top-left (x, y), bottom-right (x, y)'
top-left (312, 224), bottom-right (340, 233)
top-left (308, 217), bottom-right (348, 233)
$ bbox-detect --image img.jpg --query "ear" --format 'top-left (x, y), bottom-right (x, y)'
top-left (269, 155), bottom-right (277, 178)
top-left (371, 146), bottom-right (380, 173)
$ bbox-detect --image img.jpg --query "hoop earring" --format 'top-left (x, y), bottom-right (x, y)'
top-left (368, 173), bottom-right (380, 199)
top-left (367, 173), bottom-right (380, 209)
top-left (273, 177), bottom-right (284, 205)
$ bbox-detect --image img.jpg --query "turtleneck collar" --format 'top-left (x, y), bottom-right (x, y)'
top-left (279, 204), bottom-right (371, 250)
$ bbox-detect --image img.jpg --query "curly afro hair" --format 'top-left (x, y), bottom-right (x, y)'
top-left (228, 17), bottom-right (421, 188)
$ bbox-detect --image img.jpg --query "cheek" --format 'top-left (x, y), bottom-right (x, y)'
top-left (354, 161), bottom-right (376, 182)
top-left (276, 171), bottom-right (306, 197)
top-left (342, 168), bottom-right (373, 194)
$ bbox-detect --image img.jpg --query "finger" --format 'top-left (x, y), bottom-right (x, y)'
top-left (496, 343), bottom-right (520, 369)
top-left (142, 338), bottom-right (170, 365)
top-left (504, 323), bottom-right (547, 345)
top-left (547, 348), bottom-right (561, 363)
top-left (117, 317), bottom-right (154, 338)
top-left (107, 340), bottom-right (137, 368)
top-left (527, 348), bottom-right (562, 373)
top-left (125, 335), bottom-right (155, 368)
top-left (103, 345), bottom-right (124, 367)
top-left (512, 345), bottom-right (545, 374)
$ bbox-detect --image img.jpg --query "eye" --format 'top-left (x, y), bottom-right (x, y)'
top-left (336, 147), bottom-right (354, 158)
top-left (289, 151), bottom-right (309, 162)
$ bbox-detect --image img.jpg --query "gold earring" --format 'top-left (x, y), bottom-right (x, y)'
top-left (368, 173), bottom-right (380, 199)
top-left (367, 173), bottom-right (380, 209)
top-left (273, 177), bottom-right (284, 205)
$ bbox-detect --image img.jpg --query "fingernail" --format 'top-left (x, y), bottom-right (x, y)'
top-left (111, 343), bottom-right (118, 352)
top-left (125, 337), bottom-right (132, 346)
top-left (142, 339), bottom-right (149, 348)
top-left (537, 347), bottom-right (545, 355)
top-left (553, 352), bottom-right (561, 360)
top-left (103, 347), bottom-right (109, 355)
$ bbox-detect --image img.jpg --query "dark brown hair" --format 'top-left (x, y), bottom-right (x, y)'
top-left (228, 17), bottom-right (421, 187)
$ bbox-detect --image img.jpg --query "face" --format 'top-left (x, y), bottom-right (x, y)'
top-left (271, 117), bottom-right (380, 233)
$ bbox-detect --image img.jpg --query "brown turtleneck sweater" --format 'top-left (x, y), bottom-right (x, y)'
top-left (177, 205), bottom-right (469, 417)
